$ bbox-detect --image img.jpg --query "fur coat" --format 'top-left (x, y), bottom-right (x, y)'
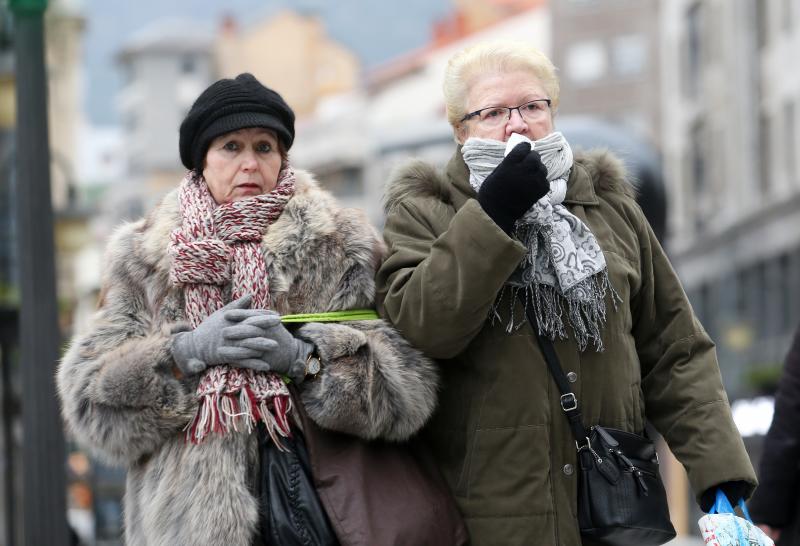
top-left (57, 170), bottom-right (438, 546)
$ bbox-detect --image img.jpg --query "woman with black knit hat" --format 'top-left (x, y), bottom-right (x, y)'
top-left (56, 73), bottom-right (439, 545)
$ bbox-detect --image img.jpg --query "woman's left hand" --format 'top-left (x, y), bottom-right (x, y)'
top-left (239, 313), bottom-right (313, 382)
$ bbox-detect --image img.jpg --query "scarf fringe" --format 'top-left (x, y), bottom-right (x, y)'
top-left (185, 386), bottom-right (293, 449)
top-left (492, 270), bottom-right (620, 352)
top-left (183, 363), bottom-right (293, 448)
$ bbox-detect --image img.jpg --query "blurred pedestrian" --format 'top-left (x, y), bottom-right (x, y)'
top-left (57, 73), bottom-right (438, 545)
top-left (376, 40), bottom-right (757, 545)
top-left (749, 325), bottom-right (800, 545)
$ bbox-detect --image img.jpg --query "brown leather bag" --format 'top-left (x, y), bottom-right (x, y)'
top-left (296, 402), bottom-right (470, 546)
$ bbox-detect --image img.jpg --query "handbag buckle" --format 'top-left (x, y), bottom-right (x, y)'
top-left (560, 393), bottom-right (578, 412)
top-left (576, 436), bottom-right (603, 464)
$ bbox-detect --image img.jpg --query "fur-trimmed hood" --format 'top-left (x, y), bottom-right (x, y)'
top-left (384, 148), bottom-right (636, 214)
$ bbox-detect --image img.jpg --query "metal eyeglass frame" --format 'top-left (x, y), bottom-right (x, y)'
top-left (459, 98), bottom-right (552, 124)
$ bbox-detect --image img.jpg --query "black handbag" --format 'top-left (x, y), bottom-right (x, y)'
top-left (520, 298), bottom-right (676, 545)
top-left (257, 422), bottom-right (339, 546)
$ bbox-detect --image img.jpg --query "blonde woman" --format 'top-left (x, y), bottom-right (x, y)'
top-left (376, 41), bottom-right (756, 545)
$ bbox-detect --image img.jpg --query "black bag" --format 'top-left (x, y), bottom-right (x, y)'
top-left (577, 425), bottom-right (676, 544)
top-left (519, 296), bottom-right (676, 545)
top-left (257, 423), bottom-right (339, 546)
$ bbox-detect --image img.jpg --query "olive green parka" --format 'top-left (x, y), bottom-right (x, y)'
top-left (375, 148), bottom-right (756, 546)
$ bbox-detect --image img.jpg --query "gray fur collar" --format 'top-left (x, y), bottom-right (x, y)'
top-left (383, 148), bottom-right (635, 213)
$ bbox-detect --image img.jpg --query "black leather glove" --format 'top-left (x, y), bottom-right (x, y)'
top-left (476, 142), bottom-right (550, 234)
top-left (700, 480), bottom-right (751, 512)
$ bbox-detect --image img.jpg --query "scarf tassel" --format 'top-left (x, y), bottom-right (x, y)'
top-left (493, 271), bottom-right (620, 352)
top-left (185, 387), bottom-right (293, 449)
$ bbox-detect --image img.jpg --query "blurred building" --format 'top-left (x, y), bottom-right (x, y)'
top-left (439, 0), bottom-right (542, 37)
top-left (216, 10), bottom-right (360, 118)
top-left (2, 1), bottom-right (103, 543)
top-left (292, 0), bottom-right (666, 228)
top-left (0, 8), bottom-right (15, 546)
top-left (46, 0), bottom-right (84, 211)
top-left (661, 0), bottom-right (800, 398)
top-left (0, 9), bottom-right (14, 309)
top-left (291, 1), bottom-right (551, 224)
top-left (550, 0), bottom-right (661, 148)
top-left (116, 18), bottom-right (215, 208)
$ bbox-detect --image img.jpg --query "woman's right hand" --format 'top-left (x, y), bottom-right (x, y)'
top-left (170, 294), bottom-right (281, 375)
top-left (476, 141), bottom-right (550, 233)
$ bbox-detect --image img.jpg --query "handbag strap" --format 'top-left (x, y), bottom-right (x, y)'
top-left (518, 295), bottom-right (589, 447)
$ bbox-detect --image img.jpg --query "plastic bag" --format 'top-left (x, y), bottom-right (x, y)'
top-left (698, 489), bottom-right (774, 546)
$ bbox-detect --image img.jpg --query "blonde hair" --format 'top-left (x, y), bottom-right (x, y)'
top-left (443, 41), bottom-right (559, 130)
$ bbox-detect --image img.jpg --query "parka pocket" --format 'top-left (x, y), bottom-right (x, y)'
top-left (460, 424), bottom-right (551, 517)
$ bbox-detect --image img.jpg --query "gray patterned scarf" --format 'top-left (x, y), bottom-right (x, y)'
top-left (462, 131), bottom-right (619, 351)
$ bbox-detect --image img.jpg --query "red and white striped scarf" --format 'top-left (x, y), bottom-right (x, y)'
top-left (169, 165), bottom-right (295, 445)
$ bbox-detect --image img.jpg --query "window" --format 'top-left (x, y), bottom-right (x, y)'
top-left (685, 2), bottom-right (703, 97)
top-left (690, 120), bottom-right (708, 232)
top-left (758, 112), bottom-right (772, 192)
top-left (783, 0), bottom-right (794, 33)
top-left (756, 0), bottom-right (769, 49)
top-left (123, 63), bottom-right (136, 85)
top-left (784, 101), bottom-right (796, 186)
top-left (181, 55), bottom-right (196, 74)
top-left (612, 34), bottom-right (647, 77)
top-left (565, 41), bottom-right (607, 85)
top-left (125, 113), bottom-right (138, 133)
top-left (736, 269), bottom-right (748, 316)
top-left (755, 262), bottom-right (768, 337)
top-left (778, 254), bottom-right (791, 330)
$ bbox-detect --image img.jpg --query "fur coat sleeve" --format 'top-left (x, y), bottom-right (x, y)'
top-left (57, 170), bottom-right (438, 467)
top-left (57, 222), bottom-right (198, 466)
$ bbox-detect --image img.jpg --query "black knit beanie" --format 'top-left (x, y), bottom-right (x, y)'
top-left (179, 73), bottom-right (295, 171)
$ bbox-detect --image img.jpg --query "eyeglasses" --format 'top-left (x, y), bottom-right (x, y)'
top-left (460, 99), bottom-right (552, 128)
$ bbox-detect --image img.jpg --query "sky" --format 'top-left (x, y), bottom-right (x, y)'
top-left (82, 0), bottom-right (452, 125)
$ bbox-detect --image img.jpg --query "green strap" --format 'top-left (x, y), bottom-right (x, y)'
top-left (280, 309), bottom-right (380, 323)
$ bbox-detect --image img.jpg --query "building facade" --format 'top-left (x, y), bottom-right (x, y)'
top-left (116, 19), bottom-right (215, 181)
top-left (291, 5), bottom-right (552, 224)
top-left (550, 0), bottom-right (662, 147)
top-left (662, 0), bottom-right (800, 398)
top-left (216, 10), bottom-right (360, 118)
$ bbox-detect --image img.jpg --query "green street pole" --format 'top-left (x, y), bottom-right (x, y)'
top-left (9, 0), bottom-right (69, 544)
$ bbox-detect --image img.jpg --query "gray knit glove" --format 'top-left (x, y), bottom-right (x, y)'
top-left (171, 294), bottom-right (281, 375)
top-left (241, 312), bottom-right (315, 383)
